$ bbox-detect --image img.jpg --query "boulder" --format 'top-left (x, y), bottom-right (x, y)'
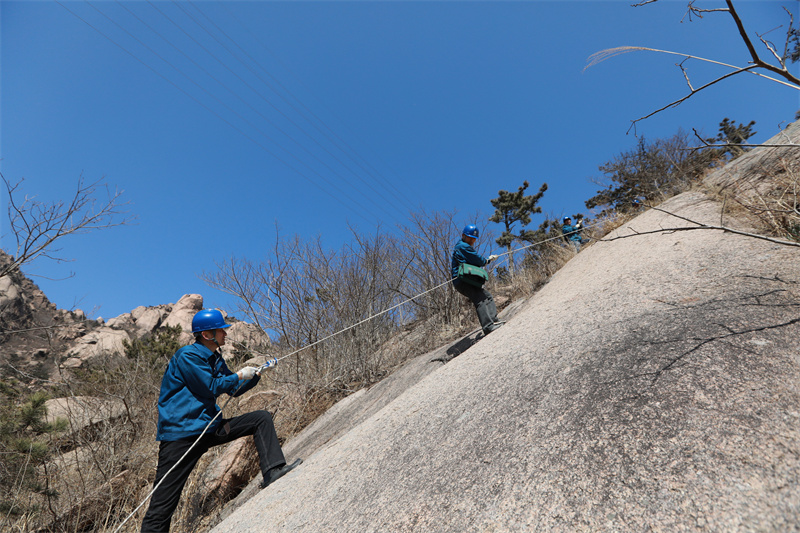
top-left (194, 439), bottom-right (258, 513)
top-left (60, 357), bottom-right (83, 369)
top-left (44, 396), bottom-right (127, 437)
top-left (56, 321), bottom-right (87, 342)
top-left (130, 305), bottom-right (149, 321)
top-left (105, 313), bottom-right (133, 330)
top-left (135, 307), bottom-right (167, 335)
top-left (0, 270), bottom-right (27, 326)
top-left (163, 294), bottom-right (204, 343)
top-left (64, 328), bottom-right (130, 367)
top-left (0, 275), bottom-right (21, 307)
top-left (221, 322), bottom-right (270, 360)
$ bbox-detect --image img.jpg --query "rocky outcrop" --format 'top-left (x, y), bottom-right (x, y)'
top-left (1, 260), bottom-right (270, 373)
top-left (62, 328), bottom-right (132, 368)
top-left (132, 305), bottom-right (168, 335)
top-left (105, 312), bottom-right (134, 330)
top-left (0, 252), bottom-right (87, 380)
top-left (192, 439), bottom-right (259, 518)
top-left (0, 253), bottom-right (58, 331)
top-left (44, 396), bottom-right (127, 437)
top-left (163, 293), bottom-right (205, 344)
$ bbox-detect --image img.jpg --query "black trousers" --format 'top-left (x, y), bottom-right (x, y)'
top-left (140, 410), bottom-right (285, 533)
top-left (453, 279), bottom-right (498, 334)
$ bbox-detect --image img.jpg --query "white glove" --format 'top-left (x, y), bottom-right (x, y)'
top-left (487, 255), bottom-right (499, 263)
top-left (238, 366), bottom-right (260, 380)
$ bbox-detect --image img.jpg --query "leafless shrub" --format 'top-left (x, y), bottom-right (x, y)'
top-left (1, 173), bottom-right (131, 280)
top-left (203, 225), bottom-right (407, 393)
top-left (395, 208), bottom-right (462, 328)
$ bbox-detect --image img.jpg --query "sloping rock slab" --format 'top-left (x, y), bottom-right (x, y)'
top-left (210, 302), bottom-right (525, 526)
top-left (212, 186), bottom-right (800, 532)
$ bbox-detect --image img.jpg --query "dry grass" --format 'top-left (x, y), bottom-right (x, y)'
top-left (724, 157), bottom-right (800, 240)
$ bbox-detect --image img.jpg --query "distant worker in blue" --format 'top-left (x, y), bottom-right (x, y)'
top-left (141, 309), bottom-right (301, 533)
top-left (562, 216), bottom-right (588, 252)
top-left (451, 224), bottom-right (503, 335)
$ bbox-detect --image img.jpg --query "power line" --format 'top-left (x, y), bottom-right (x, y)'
top-left (58, 0), bottom-right (384, 224)
top-left (192, 0), bottom-right (418, 214)
top-left (104, 0), bottom-right (392, 223)
top-left (156, 0), bottom-right (406, 223)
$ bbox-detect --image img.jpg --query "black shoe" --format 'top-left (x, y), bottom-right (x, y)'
top-left (484, 322), bottom-right (503, 334)
top-left (261, 458), bottom-right (302, 489)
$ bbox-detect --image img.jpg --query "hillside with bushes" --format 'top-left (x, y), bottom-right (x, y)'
top-left (1, 120), bottom-right (798, 532)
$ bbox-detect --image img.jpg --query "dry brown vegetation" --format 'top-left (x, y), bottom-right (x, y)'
top-left (3, 124), bottom-right (798, 532)
top-left (716, 156), bottom-right (800, 241)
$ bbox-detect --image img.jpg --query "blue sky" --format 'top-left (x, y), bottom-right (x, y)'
top-left (2, 0), bottom-right (798, 320)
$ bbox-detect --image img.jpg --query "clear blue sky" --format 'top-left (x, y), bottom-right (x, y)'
top-left (1, 0), bottom-right (798, 320)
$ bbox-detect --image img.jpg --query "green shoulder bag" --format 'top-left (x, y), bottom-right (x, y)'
top-left (457, 262), bottom-right (489, 287)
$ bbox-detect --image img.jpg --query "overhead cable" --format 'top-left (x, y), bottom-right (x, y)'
top-left (188, 1), bottom-right (413, 214)
top-left (58, 0), bottom-right (385, 224)
top-left (166, 0), bottom-right (407, 222)
top-left (217, 1), bottom-right (418, 213)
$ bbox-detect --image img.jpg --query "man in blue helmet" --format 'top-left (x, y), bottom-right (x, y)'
top-left (561, 216), bottom-right (588, 252)
top-left (451, 224), bottom-right (503, 335)
top-left (141, 309), bottom-right (301, 533)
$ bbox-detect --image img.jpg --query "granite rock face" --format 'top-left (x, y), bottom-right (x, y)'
top-left (163, 293), bottom-right (205, 344)
top-left (210, 131), bottom-right (800, 531)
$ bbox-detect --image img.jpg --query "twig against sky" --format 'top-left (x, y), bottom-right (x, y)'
top-left (1, 172), bottom-right (132, 280)
top-left (599, 205), bottom-right (800, 248)
top-left (586, 0), bottom-right (800, 135)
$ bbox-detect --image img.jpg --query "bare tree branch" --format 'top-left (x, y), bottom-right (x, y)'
top-left (759, 26), bottom-right (787, 66)
top-left (600, 205), bottom-right (800, 247)
top-left (586, 1), bottom-right (800, 129)
top-left (689, 127), bottom-right (800, 151)
top-left (626, 64), bottom-right (759, 134)
top-left (723, 0), bottom-right (800, 85)
top-left (1, 173), bottom-right (132, 279)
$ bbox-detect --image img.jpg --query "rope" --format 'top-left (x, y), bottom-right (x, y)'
top-left (257, 277), bottom-right (455, 370)
top-left (112, 218), bottom-right (600, 531)
top-left (253, 219), bottom-right (601, 369)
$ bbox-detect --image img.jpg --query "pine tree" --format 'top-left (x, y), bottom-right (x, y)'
top-left (489, 181), bottom-right (548, 271)
top-left (707, 118), bottom-right (757, 159)
top-left (0, 385), bottom-right (66, 518)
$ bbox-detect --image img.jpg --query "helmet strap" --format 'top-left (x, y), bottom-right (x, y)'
top-left (201, 329), bottom-right (221, 350)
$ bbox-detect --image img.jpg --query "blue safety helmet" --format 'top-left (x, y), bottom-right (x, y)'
top-left (462, 224), bottom-right (479, 239)
top-left (563, 217), bottom-right (571, 223)
top-left (191, 309), bottom-right (231, 333)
